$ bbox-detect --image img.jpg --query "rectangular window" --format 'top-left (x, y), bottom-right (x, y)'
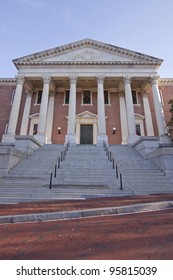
top-left (132, 90), bottom-right (138, 104)
top-left (5, 123), bottom-right (9, 134)
top-left (136, 124), bottom-right (141, 136)
top-left (33, 124), bottom-right (38, 135)
top-left (10, 89), bottom-right (15, 105)
top-left (64, 90), bottom-right (70, 104)
top-left (159, 90), bottom-right (164, 105)
top-left (83, 90), bottom-right (91, 104)
top-left (36, 90), bottom-right (42, 104)
top-left (104, 90), bottom-right (109, 104)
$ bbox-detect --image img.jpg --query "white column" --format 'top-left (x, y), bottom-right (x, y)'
top-left (142, 91), bottom-right (154, 136)
top-left (65, 76), bottom-right (77, 144)
top-left (2, 75), bottom-right (24, 142)
top-left (36, 76), bottom-right (50, 144)
top-left (119, 92), bottom-right (128, 144)
top-left (124, 76), bottom-right (139, 144)
top-left (45, 91), bottom-right (55, 144)
top-left (150, 76), bottom-right (171, 144)
top-left (96, 76), bottom-right (108, 145)
top-left (20, 90), bottom-right (32, 135)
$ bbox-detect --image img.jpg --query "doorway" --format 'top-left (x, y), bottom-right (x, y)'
top-left (80, 125), bottom-right (93, 144)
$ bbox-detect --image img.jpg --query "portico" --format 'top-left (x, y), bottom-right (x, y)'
top-left (1, 38), bottom-right (170, 146)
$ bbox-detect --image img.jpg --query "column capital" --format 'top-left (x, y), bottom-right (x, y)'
top-left (150, 76), bottom-right (159, 85)
top-left (16, 75), bottom-right (25, 85)
top-left (96, 76), bottom-right (105, 84)
top-left (42, 75), bottom-right (51, 85)
top-left (123, 75), bottom-right (132, 84)
top-left (69, 75), bottom-right (78, 84)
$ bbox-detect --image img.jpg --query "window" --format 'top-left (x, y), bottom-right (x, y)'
top-left (64, 90), bottom-right (70, 104)
top-left (10, 90), bottom-right (15, 105)
top-left (33, 124), bottom-right (38, 135)
top-left (132, 90), bottom-right (138, 104)
top-left (36, 90), bottom-right (42, 104)
top-left (4, 123), bottom-right (9, 134)
top-left (104, 90), bottom-right (109, 104)
top-left (159, 90), bottom-right (164, 105)
top-left (83, 90), bottom-right (91, 104)
top-left (136, 124), bottom-right (141, 136)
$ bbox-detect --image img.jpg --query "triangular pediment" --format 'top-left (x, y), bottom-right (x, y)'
top-left (13, 38), bottom-right (163, 67)
top-left (76, 111), bottom-right (97, 119)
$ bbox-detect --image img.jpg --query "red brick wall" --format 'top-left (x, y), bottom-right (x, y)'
top-left (0, 83), bottom-right (16, 141)
top-left (1, 81), bottom-right (173, 143)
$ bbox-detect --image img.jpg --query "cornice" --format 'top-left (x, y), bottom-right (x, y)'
top-left (0, 78), bottom-right (17, 84)
top-left (15, 61), bottom-right (161, 67)
top-left (158, 78), bottom-right (173, 85)
top-left (13, 38), bottom-right (163, 68)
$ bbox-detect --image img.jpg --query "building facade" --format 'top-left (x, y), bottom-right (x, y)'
top-left (0, 39), bottom-right (173, 146)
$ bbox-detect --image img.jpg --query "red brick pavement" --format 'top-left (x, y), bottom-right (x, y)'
top-left (0, 194), bottom-right (173, 260)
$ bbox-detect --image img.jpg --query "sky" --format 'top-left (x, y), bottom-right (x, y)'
top-left (0, 0), bottom-right (173, 78)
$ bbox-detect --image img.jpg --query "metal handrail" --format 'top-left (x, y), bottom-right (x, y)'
top-left (49, 141), bottom-right (70, 189)
top-left (103, 141), bottom-right (123, 190)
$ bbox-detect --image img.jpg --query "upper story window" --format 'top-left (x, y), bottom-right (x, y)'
top-left (104, 90), bottom-right (110, 105)
top-left (159, 90), bottom-right (164, 105)
top-left (132, 90), bottom-right (138, 105)
top-left (10, 89), bottom-right (15, 105)
top-left (82, 90), bottom-right (91, 105)
top-left (36, 90), bottom-right (42, 104)
top-left (64, 90), bottom-right (70, 104)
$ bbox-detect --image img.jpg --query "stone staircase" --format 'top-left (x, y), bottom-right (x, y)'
top-left (0, 144), bottom-right (173, 203)
top-left (109, 145), bottom-right (173, 195)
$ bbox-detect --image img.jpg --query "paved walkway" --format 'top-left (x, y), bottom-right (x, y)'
top-left (0, 194), bottom-right (173, 260)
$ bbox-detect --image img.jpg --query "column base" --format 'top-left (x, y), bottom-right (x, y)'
top-left (97, 134), bottom-right (108, 146)
top-left (128, 134), bottom-right (140, 145)
top-left (159, 133), bottom-right (173, 146)
top-left (65, 134), bottom-right (77, 145)
top-left (1, 133), bottom-right (16, 143)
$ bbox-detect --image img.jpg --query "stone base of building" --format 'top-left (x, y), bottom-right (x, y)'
top-left (147, 146), bottom-right (173, 177)
top-left (1, 133), bottom-right (16, 143)
top-left (133, 136), bottom-right (159, 159)
top-left (0, 144), bottom-right (23, 175)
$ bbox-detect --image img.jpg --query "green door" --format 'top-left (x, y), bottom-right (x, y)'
top-left (80, 125), bottom-right (93, 144)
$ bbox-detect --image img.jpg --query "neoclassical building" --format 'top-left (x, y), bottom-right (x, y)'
top-left (0, 38), bottom-right (173, 146)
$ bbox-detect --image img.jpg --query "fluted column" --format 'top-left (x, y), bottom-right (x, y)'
top-left (2, 75), bottom-right (24, 142)
top-left (45, 91), bottom-right (55, 144)
top-left (36, 76), bottom-right (51, 144)
top-left (20, 90), bottom-right (32, 135)
top-left (65, 76), bottom-right (77, 144)
top-left (96, 76), bottom-right (108, 145)
top-left (150, 76), bottom-right (171, 144)
top-left (142, 91), bottom-right (154, 136)
top-left (124, 76), bottom-right (139, 144)
top-left (119, 92), bottom-right (128, 144)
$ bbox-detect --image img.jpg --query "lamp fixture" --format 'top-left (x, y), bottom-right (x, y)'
top-left (57, 127), bottom-right (61, 134)
top-left (113, 127), bottom-right (116, 134)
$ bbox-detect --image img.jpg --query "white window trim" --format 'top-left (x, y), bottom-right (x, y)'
top-left (63, 89), bottom-right (70, 106)
top-left (132, 89), bottom-right (140, 106)
top-left (10, 89), bottom-right (15, 105)
top-left (4, 122), bottom-right (9, 134)
top-left (29, 113), bottom-right (39, 135)
top-left (135, 114), bottom-right (145, 136)
top-left (104, 89), bottom-right (111, 106)
top-left (159, 90), bottom-right (164, 105)
top-left (81, 89), bottom-right (93, 106)
top-left (34, 89), bottom-right (42, 106)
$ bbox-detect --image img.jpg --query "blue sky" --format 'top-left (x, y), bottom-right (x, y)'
top-left (0, 0), bottom-right (173, 77)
